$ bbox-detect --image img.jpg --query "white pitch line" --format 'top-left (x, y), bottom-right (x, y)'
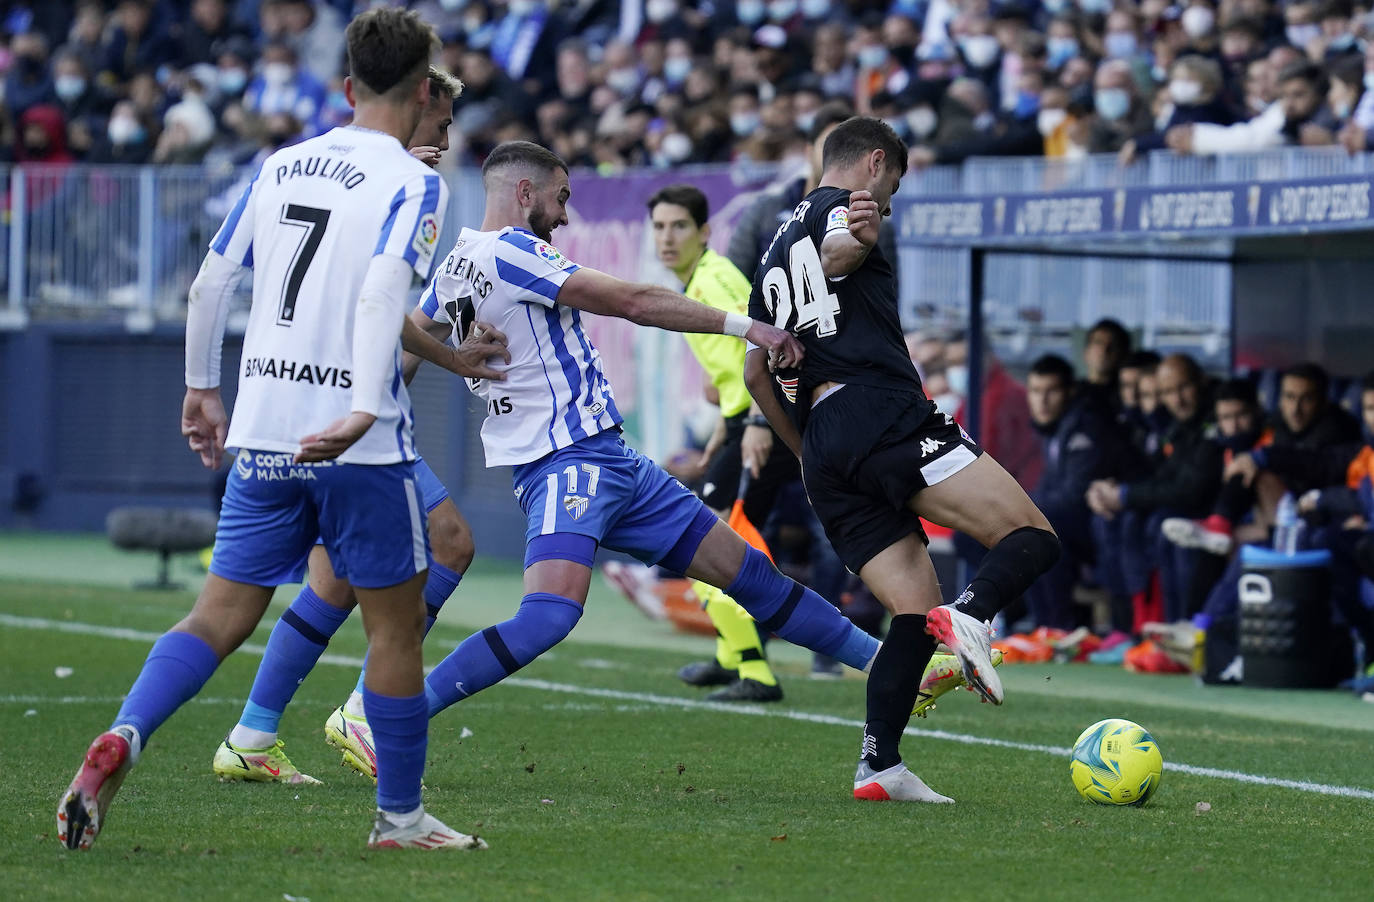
top-left (4, 612), bottom-right (1373, 802)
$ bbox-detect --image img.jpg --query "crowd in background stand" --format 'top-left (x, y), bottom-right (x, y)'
top-left (903, 319), bottom-right (1374, 688)
top-left (7, 0), bottom-right (1374, 173)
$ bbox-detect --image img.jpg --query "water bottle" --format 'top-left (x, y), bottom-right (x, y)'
top-left (1272, 492), bottom-right (1302, 555)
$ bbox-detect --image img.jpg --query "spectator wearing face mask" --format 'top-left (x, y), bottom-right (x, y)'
top-left (242, 42), bottom-right (325, 137)
top-left (49, 51), bottom-right (113, 159)
top-left (1313, 0), bottom-right (1361, 62)
top-left (911, 75), bottom-right (1041, 165)
top-left (1088, 59), bottom-right (1154, 153)
top-left (1326, 54), bottom-right (1365, 126)
top-left (1121, 55), bottom-right (1237, 163)
top-left (1168, 59), bottom-right (1339, 152)
top-left (90, 99), bottom-right (155, 164)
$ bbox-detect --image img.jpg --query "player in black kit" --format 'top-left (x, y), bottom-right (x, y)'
top-left (745, 117), bottom-right (1061, 803)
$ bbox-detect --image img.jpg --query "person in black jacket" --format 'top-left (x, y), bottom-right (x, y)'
top-left (1089, 353), bottom-right (1223, 628)
top-left (1023, 355), bottom-right (1118, 629)
top-left (1225, 361), bottom-right (1363, 498)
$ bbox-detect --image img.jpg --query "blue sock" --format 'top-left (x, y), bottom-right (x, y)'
top-left (112, 631), bottom-right (219, 740)
top-left (239, 585), bottom-right (351, 733)
top-left (424, 593), bottom-right (582, 717)
top-left (363, 689), bottom-right (427, 813)
top-left (726, 546), bottom-right (880, 671)
top-left (354, 563), bottom-right (463, 696)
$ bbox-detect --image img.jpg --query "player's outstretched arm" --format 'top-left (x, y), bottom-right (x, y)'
top-left (183, 250), bottom-right (250, 469)
top-left (400, 310), bottom-right (510, 385)
top-left (558, 267), bottom-right (805, 370)
top-left (744, 347), bottom-right (803, 458)
top-left (820, 189), bottom-right (881, 279)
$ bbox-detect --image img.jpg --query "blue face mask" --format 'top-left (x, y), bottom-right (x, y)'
top-left (663, 56), bottom-right (692, 84)
top-left (1094, 87), bottom-right (1130, 121)
top-left (1104, 32), bottom-right (1138, 59)
top-left (1047, 37), bottom-right (1079, 68)
top-left (1365, 71), bottom-right (1374, 93)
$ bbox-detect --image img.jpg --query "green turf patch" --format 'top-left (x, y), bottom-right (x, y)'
top-left (3, 576), bottom-right (1372, 900)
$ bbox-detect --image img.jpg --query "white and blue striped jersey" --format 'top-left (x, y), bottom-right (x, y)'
top-left (419, 226), bottom-right (622, 466)
top-left (209, 126), bottom-right (447, 464)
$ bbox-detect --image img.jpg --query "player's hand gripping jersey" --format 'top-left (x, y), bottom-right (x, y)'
top-left (419, 227), bottom-right (622, 466)
top-left (210, 126), bottom-right (448, 463)
top-left (746, 186), bottom-right (929, 431)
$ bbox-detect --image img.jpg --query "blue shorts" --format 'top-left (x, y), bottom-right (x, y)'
top-left (414, 456), bottom-right (450, 513)
top-left (512, 431), bottom-right (704, 566)
top-left (212, 450), bottom-right (429, 590)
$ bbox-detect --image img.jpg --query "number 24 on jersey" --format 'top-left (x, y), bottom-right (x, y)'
top-left (760, 237), bottom-right (842, 338)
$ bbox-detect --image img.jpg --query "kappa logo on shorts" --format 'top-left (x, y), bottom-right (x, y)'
top-left (563, 494), bottom-right (589, 520)
top-left (919, 437), bottom-right (946, 458)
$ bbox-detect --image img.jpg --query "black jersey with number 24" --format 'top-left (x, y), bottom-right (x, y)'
top-left (747, 185), bottom-right (927, 428)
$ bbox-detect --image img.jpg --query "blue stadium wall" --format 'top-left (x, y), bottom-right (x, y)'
top-left (0, 324), bottom-right (529, 557)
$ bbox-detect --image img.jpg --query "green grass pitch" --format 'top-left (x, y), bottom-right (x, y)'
top-left (2, 540), bottom-right (1372, 901)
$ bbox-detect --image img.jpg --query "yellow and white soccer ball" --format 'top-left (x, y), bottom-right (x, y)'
top-left (1069, 718), bottom-right (1163, 806)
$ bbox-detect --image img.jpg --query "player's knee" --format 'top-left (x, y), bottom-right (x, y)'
top-left (1010, 526), bottom-right (1061, 575)
top-left (428, 507), bottom-right (474, 573)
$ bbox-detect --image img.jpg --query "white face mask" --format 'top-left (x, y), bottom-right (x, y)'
top-left (606, 67), bottom-right (640, 95)
top-left (509, 0), bottom-right (542, 17)
top-left (795, 110), bottom-right (816, 132)
top-left (646, 0), bottom-right (677, 24)
top-left (661, 131), bottom-right (692, 162)
top-left (857, 45), bottom-right (888, 69)
top-left (663, 56), bottom-right (691, 83)
top-left (1181, 6), bottom-right (1216, 40)
top-left (730, 111), bottom-right (761, 136)
top-left (263, 62), bottom-right (293, 86)
top-left (1170, 78), bottom-right (1203, 105)
top-left (438, 0), bottom-right (464, 10)
top-left (108, 115), bottom-right (144, 145)
top-left (801, 0), bottom-right (831, 18)
top-left (907, 106), bottom-right (938, 138)
top-left (219, 67), bottom-right (248, 94)
top-left (1286, 23), bottom-right (1320, 48)
top-left (55, 75), bottom-right (87, 102)
top-left (960, 34), bottom-right (1000, 69)
top-left (1037, 107), bottom-right (1068, 137)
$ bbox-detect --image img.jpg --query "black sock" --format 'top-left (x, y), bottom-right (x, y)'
top-left (862, 614), bottom-right (937, 772)
top-left (952, 526), bottom-right (1061, 623)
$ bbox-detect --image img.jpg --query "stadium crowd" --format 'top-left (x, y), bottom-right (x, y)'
top-left (7, 0), bottom-right (1374, 170)
top-left (904, 323), bottom-right (1374, 689)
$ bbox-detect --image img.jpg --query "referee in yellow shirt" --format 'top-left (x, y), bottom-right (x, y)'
top-left (647, 184), bottom-right (799, 702)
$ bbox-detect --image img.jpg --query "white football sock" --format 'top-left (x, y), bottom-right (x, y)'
top-left (343, 690), bottom-right (367, 718)
top-left (228, 724), bottom-right (276, 750)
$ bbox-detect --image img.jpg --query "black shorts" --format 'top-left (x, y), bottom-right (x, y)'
top-left (700, 415), bottom-right (800, 522)
top-left (801, 384), bottom-right (983, 574)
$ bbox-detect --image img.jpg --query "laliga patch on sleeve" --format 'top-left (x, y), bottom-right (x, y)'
top-left (534, 241), bottom-right (575, 270)
top-left (412, 212), bottom-right (440, 262)
top-left (825, 206), bottom-right (850, 233)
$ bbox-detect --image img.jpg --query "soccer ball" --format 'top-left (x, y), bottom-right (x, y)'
top-left (1069, 718), bottom-right (1163, 806)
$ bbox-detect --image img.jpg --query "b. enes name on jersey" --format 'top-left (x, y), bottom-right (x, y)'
top-left (747, 185), bottom-right (927, 431)
top-left (420, 226), bottom-right (622, 467)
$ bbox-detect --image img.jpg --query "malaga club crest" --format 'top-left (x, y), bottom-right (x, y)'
top-left (563, 494), bottom-right (589, 520)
